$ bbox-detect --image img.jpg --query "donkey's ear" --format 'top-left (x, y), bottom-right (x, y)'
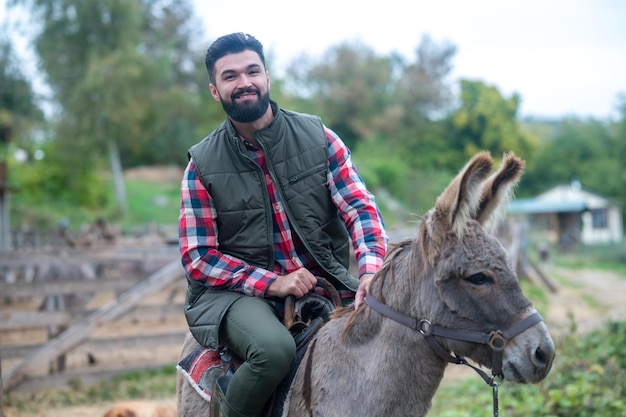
top-left (474, 153), bottom-right (525, 229)
top-left (424, 152), bottom-right (493, 258)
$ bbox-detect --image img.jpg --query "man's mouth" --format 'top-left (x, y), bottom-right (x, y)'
top-left (234, 89), bottom-right (259, 101)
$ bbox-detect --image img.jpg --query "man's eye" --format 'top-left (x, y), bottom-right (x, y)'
top-left (465, 272), bottom-right (491, 286)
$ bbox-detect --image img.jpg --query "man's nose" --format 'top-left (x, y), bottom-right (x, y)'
top-left (237, 74), bottom-right (253, 87)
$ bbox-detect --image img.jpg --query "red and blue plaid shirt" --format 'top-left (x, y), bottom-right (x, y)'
top-left (178, 127), bottom-right (387, 299)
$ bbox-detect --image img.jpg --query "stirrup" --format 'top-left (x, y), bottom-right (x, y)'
top-left (210, 375), bottom-right (232, 417)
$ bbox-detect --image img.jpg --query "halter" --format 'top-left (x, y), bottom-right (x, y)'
top-left (365, 294), bottom-right (544, 417)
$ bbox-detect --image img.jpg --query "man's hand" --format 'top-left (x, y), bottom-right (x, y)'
top-left (266, 267), bottom-right (317, 298)
top-left (354, 273), bottom-right (374, 309)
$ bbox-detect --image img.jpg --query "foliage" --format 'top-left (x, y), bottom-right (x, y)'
top-left (553, 243), bottom-right (626, 274)
top-left (0, 33), bottom-right (44, 156)
top-left (430, 320), bottom-right (626, 417)
top-left (7, 0), bottom-right (212, 211)
top-left (3, 1), bottom-right (626, 231)
top-left (9, 164), bottom-right (182, 231)
top-left (285, 35), bottom-right (456, 155)
top-left (286, 41), bottom-right (403, 150)
top-left (3, 365), bottom-right (177, 413)
top-left (520, 115), bottom-right (626, 212)
top-left (445, 79), bottom-right (538, 168)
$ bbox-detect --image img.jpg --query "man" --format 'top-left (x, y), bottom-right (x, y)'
top-left (178, 32), bottom-right (387, 417)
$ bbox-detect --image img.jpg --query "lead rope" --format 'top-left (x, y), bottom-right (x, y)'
top-left (491, 377), bottom-right (500, 417)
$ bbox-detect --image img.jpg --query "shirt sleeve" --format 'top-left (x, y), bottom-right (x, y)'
top-left (325, 128), bottom-right (388, 277)
top-left (178, 160), bottom-right (277, 296)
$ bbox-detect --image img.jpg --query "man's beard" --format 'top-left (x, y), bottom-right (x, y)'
top-left (221, 88), bottom-right (271, 123)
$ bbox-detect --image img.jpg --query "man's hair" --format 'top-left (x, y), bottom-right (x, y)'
top-left (205, 32), bottom-right (266, 85)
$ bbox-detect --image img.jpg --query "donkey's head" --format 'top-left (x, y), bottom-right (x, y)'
top-left (419, 152), bottom-right (554, 383)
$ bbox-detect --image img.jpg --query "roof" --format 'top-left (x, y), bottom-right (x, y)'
top-left (507, 183), bottom-right (620, 215)
top-left (507, 198), bottom-right (588, 214)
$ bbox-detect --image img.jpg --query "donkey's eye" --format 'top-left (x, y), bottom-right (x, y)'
top-left (465, 272), bottom-right (492, 286)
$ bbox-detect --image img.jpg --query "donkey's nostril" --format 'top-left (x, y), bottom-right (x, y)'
top-left (534, 345), bottom-right (549, 366)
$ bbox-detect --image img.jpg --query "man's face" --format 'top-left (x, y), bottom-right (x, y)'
top-left (210, 50), bottom-right (271, 123)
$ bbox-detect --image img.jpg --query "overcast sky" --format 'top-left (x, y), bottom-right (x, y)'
top-left (2, 1), bottom-right (624, 120)
top-left (192, 0), bottom-right (626, 120)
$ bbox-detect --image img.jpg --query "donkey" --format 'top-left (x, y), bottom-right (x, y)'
top-left (176, 151), bottom-right (555, 417)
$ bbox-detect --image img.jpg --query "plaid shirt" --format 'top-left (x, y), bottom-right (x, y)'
top-left (179, 127), bottom-right (387, 299)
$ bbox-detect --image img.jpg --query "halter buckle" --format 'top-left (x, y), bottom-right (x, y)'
top-left (418, 319), bottom-right (432, 336)
top-left (488, 330), bottom-right (506, 350)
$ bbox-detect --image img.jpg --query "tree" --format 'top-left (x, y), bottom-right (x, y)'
top-left (445, 79), bottom-right (537, 169)
top-left (286, 41), bottom-right (401, 150)
top-left (0, 33), bottom-right (45, 249)
top-left (0, 35), bottom-right (44, 156)
top-left (376, 35), bottom-right (457, 170)
top-left (523, 117), bottom-right (623, 203)
top-left (10, 0), bottom-right (208, 214)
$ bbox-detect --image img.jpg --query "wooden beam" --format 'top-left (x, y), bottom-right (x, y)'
top-left (0, 278), bottom-right (144, 298)
top-left (1, 331), bottom-right (187, 360)
top-left (0, 301), bottom-right (186, 331)
top-left (1, 260), bottom-right (184, 391)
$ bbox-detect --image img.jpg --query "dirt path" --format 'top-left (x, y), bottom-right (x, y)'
top-left (4, 266), bottom-right (625, 417)
top-left (543, 266), bottom-right (626, 333)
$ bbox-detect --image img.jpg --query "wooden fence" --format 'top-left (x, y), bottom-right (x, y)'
top-left (0, 238), bottom-right (188, 393)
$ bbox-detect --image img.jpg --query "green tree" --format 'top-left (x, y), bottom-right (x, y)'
top-left (11, 0), bottom-right (208, 214)
top-left (523, 117), bottom-right (624, 207)
top-left (445, 79), bottom-right (537, 169)
top-left (0, 32), bottom-right (45, 248)
top-left (286, 41), bottom-right (400, 150)
top-left (379, 35), bottom-right (457, 170)
top-left (0, 35), bottom-right (44, 157)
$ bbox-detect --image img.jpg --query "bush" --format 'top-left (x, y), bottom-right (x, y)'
top-left (430, 320), bottom-right (626, 417)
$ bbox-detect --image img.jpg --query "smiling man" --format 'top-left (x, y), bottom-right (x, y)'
top-left (178, 32), bottom-right (387, 417)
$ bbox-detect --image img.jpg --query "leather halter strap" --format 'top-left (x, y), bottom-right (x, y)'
top-left (365, 294), bottom-right (544, 384)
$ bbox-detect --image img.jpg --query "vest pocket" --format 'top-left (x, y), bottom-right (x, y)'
top-left (288, 163), bottom-right (326, 184)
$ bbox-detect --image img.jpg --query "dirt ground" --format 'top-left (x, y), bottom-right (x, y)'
top-left (3, 264), bottom-right (625, 417)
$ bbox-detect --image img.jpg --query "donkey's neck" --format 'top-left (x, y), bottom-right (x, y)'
top-left (374, 316), bottom-right (448, 416)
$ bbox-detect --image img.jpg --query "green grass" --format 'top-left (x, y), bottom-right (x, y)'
top-left (430, 320), bottom-right (626, 417)
top-left (3, 366), bottom-right (177, 413)
top-left (554, 244), bottom-right (626, 275)
top-left (9, 170), bottom-right (182, 234)
top-left (123, 179), bottom-right (181, 228)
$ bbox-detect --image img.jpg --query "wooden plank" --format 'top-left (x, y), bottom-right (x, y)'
top-left (1, 331), bottom-right (187, 359)
top-left (1, 259), bottom-right (184, 391)
top-left (0, 246), bottom-right (178, 263)
top-left (0, 311), bottom-right (71, 330)
top-left (0, 301), bottom-right (186, 331)
top-left (0, 277), bottom-right (145, 298)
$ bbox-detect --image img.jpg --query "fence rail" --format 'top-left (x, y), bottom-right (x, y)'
top-left (0, 240), bottom-right (188, 393)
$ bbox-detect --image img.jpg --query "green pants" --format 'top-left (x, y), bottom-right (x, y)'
top-left (219, 296), bottom-right (296, 416)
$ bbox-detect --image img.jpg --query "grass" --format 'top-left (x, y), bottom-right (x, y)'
top-left (123, 179), bottom-right (181, 228)
top-left (3, 366), bottom-right (178, 414)
top-left (9, 168), bottom-right (183, 234)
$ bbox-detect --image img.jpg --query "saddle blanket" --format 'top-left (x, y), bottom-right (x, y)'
top-left (177, 318), bottom-right (323, 415)
top-left (176, 344), bottom-right (231, 402)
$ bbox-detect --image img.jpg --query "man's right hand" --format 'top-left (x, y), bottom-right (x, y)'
top-left (265, 267), bottom-right (317, 298)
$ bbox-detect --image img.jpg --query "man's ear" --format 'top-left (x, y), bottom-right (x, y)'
top-left (209, 83), bottom-right (221, 102)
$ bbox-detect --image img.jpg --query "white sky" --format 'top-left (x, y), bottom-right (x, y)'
top-left (2, 0), bottom-right (625, 119)
top-left (192, 0), bottom-right (626, 119)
